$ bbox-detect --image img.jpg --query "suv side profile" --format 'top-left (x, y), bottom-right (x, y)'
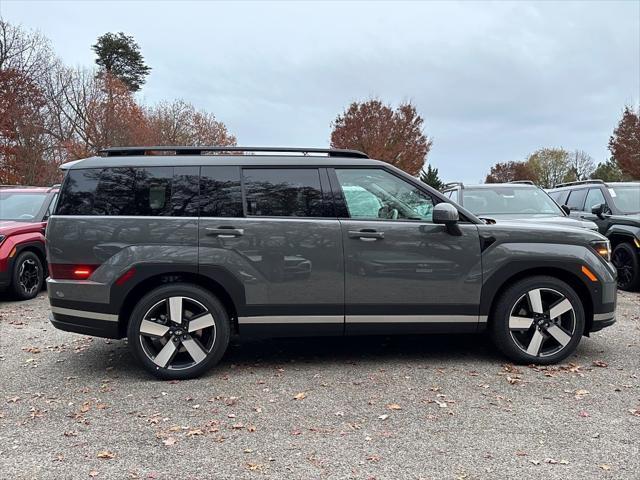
top-left (548, 180), bottom-right (640, 291)
top-left (0, 185), bottom-right (59, 299)
top-left (46, 147), bottom-right (617, 379)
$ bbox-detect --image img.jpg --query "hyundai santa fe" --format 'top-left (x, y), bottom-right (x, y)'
top-left (46, 146), bottom-right (617, 379)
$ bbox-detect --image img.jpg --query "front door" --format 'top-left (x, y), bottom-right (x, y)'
top-left (198, 165), bottom-right (344, 336)
top-left (330, 167), bottom-right (483, 334)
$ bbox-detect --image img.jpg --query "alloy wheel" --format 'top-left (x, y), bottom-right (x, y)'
top-left (138, 296), bottom-right (217, 370)
top-left (18, 258), bottom-right (40, 296)
top-left (612, 247), bottom-right (634, 287)
top-left (508, 288), bottom-right (576, 358)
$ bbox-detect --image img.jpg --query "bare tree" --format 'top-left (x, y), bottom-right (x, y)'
top-left (527, 148), bottom-right (571, 188)
top-left (566, 150), bottom-right (595, 181)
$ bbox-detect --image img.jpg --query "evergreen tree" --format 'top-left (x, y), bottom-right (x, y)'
top-left (92, 32), bottom-right (151, 92)
top-left (419, 164), bottom-right (444, 190)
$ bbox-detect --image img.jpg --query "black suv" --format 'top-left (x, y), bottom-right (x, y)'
top-left (46, 147), bottom-right (617, 379)
top-left (548, 180), bottom-right (640, 291)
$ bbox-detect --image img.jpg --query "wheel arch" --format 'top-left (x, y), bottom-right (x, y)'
top-left (483, 266), bottom-right (594, 335)
top-left (117, 271), bottom-right (241, 337)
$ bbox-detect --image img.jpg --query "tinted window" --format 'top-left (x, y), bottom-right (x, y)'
top-left (584, 188), bottom-right (606, 212)
top-left (609, 185), bottom-right (640, 214)
top-left (56, 169), bottom-right (103, 215)
top-left (200, 166), bottom-right (243, 217)
top-left (566, 189), bottom-right (587, 211)
top-left (335, 168), bottom-right (434, 221)
top-left (243, 168), bottom-right (324, 217)
top-left (56, 167), bottom-right (199, 216)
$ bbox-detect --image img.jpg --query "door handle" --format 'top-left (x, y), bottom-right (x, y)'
top-left (348, 229), bottom-right (384, 241)
top-left (206, 226), bottom-right (244, 238)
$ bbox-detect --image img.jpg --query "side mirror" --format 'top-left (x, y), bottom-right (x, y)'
top-left (591, 203), bottom-right (606, 219)
top-left (561, 205), bottom-right (570, 215)
top-left (433, 203), bottom-right (461, 235)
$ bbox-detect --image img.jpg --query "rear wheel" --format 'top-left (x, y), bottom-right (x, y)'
top-left (490, 276), bottom-right (585, 365)
top-left (127, 283), bottom-right (231, 380)
top-left (612, 242), bottom-right (640, 291)
top-left (11, 251), bottom-right (44, 300)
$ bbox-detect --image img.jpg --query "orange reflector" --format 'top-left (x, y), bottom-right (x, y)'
top-left (581, 265), bottom-right (598, 282)
top-left (635, 238), bottom-right (640, 249)
top-left (9, 247), bottom-right (17, 258)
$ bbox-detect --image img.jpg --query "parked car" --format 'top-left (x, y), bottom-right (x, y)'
top-left (0, 185), bottom-right (59, 299)
top-left (548, 180), bottom-right (640, 291)
top-left (46, 146), bottom-right (616, 379)
top-left (441, 181), bottom-right (598, 230)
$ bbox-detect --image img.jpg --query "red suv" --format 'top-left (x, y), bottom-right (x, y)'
top-left (0, 185), bottom-right (59, 299)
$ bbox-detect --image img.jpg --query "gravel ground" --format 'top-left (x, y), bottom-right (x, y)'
top-left (0, 291), bottom-right (638, 480)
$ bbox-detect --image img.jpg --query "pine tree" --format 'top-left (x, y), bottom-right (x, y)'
top-left (92, 32), bottom-right (151, 92)
top-left (419, 164), bottom-right (444, 190)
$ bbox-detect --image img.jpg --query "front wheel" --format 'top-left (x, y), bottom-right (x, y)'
top-left (612, 242), bottom-right (640, 291)
top-left (490, 276), bottom-right (585, 365)
top-left (11, 251), bottom-right (44, 300)
top-left (127, 284), bottom-right (231, 380)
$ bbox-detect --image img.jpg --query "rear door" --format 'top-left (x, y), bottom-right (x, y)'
top-left (330, 167), bottom-right (483, 334)
top-left (198, 166), bottom-right (344, 335)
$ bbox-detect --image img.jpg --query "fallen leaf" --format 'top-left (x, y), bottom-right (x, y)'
top-left (97, 451), bottom-right (115, 460)
top-left (599, 464), bottom-right (611, 471)
top-left (293, 392), bottom-right (306, 401)
top-left (186, 429), bottom-right (203, 436)
top-left (378, 414), bottom-right (389, 420)
top-left (592, 360), bottom-right (608, 368)
top-left (386, 403), bottom-right (402, 410)
top-left (162, 437), bottom-right (177, 446)
top-left (89, 471), bottom-right (99, 478)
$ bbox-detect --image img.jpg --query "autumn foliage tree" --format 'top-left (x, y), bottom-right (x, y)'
top-left (330, 99), bottom-right (432, 176)
top-left (485, 161), bottom-right (536, 184)
top-left (609, 106), bottom-right (640, 179)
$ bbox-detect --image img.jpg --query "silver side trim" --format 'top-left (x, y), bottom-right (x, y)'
top-left (347, 315), bottom-right (479, 323)
top-left (479, 315), bottom-right (488, 323)
top-left (50, 306), bottom-right (119, 322)
top-left (593, 312), bottom-right (615, 321)
top-left (238, 315), bottom-right (344, 324)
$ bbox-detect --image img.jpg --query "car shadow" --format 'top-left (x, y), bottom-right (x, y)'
top-left (61, 333), bottom-right (502, 381)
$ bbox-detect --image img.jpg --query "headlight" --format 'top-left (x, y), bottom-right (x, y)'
top-left (591, 240), bottom-right (611, 262)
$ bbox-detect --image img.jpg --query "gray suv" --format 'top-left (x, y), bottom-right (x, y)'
top-left (46, 147), bottom-right (617, 379)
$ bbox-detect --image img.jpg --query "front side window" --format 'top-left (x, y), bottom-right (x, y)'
top-left (243, 168), bottom-right (324, 217)
top-left (0, 192), bottom-right (48, 220)
top-left (584, 188), bottom-right (607, 213)
top-left (449, 189), bottom-right (459, 203)
top-left (335, 168), bottom-right (434, 221)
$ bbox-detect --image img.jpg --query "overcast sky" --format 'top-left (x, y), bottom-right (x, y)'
top-left (2, 0), bottom-right (639, 182)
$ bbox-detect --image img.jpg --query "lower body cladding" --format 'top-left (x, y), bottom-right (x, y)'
top-left (237, 314), bottom-right (484, 337)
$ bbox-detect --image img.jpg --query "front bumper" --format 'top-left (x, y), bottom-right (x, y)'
top-left (589, 311), bottom-right (616, 332)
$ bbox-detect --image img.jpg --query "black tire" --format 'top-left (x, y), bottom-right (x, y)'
top-left (11, 251), bottom-right (44, 300)
top-left (127, 283), bottom-right (231, 380)
top-left (612, 242), bottom-right (640, 291)
top-left (490, 276), bottom-right (585, 365)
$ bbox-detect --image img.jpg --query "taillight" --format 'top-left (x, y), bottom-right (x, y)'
top-left (49, 264), bottom-right (99, 280)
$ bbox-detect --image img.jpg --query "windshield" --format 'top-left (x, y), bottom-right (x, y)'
top-left (609, 185), bottom-right (640, 214)
top-left (0, 192), bottom-right (48, 221)
top-left (463, 187), bottom-right (563, 216)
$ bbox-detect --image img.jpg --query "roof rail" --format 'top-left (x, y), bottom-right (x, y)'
top-left (553, 179), bottom-right (604, 188)
top-left (0, 184), bottom-right (37, 189)
top-left (508, 180), bottom-right (535, 185)
top-left (442, 182), bottom-right (464, 190)
top-left (48, 184), bottom-right (61, 192)
top-left (100, 146), bottom-right (369, 159)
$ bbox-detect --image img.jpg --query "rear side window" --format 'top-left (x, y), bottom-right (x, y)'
top-left (566, 189), bottom-right (587, 211)
top-left (200, 166), bottom-right (243, 217)
top-left (56, 167), bottom-right (199, 216)
top-left (243, 168), bottom-right (324, 217)
top-left (547, 190), bottom-right (567, 205)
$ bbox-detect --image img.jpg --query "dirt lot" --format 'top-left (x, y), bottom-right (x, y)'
top-left (0, 291), bottom-right (638, 480)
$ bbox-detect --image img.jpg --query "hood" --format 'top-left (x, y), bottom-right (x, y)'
top-left (0, 220), bottom-right (42, 236)
top-left (612, 213), bottom-right (640, 225)
top-left (483, 214), bottom-right (598, 230)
